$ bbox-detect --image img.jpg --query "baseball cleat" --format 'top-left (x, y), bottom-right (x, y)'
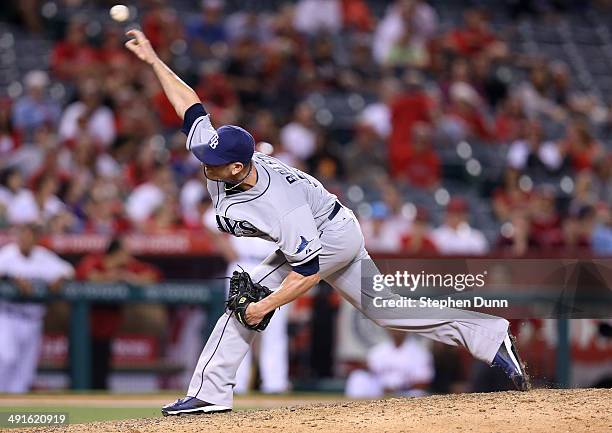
top-left (492, 333), bottom-right (531, 391)
top-left (161, 396), bottom-right (231, 416)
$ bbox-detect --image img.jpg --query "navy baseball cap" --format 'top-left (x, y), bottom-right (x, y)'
top-left (191, 125), bottom-right (255, 166)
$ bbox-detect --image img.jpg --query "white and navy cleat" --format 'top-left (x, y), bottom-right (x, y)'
top-left (492, 333), bottom-right (531, 391)
top-left (161, 397), bottom-right (231, 416)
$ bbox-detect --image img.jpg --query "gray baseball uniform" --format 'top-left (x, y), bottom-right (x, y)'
top-left (186, 115), bottom-right (509, 407)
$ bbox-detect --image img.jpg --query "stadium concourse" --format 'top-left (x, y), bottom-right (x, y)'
top-left (0, 0), bottom-right (610, 397)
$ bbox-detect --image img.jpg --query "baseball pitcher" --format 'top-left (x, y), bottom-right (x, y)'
top-left (124, 30), bottom-right (530, 416)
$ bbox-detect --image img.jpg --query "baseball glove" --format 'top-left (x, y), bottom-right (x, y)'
top-left (226, 270), bottom-right (274, 331)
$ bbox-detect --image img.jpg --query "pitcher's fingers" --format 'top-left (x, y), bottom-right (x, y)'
top-left (125, 39), bottom-right (139, 51)
top-left (126, 29), bottom-right (146, 44)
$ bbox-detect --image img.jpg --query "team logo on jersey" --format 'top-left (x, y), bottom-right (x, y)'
top-left (209, 133), bottom-right (219, 149)
top-left (295, 236), bottom-right (314, 254)
top-left (216, 215), bottom-right (263, 237)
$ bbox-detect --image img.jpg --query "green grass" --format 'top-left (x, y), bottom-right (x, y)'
top-left (3, 406), bottom-right (160, 426)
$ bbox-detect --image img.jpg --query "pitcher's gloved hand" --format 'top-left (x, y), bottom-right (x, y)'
top-left (226, 270), bottom-right (274, 331)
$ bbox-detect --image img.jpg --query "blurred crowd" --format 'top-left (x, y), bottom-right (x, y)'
top-left (0, 0), bottom-right (610, 258)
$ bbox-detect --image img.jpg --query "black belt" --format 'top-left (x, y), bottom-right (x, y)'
top-left (328, 201), bottom-right (342, 221)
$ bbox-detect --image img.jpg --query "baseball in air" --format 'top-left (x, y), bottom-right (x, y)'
top-left (109, 5), bottom-right (130, 22)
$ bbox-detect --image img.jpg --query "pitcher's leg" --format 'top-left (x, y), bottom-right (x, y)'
top-left (185, 250), bottom-right (291, 408)
top-left (325, 256), bottom-right (508, 364)
top-left (259, 304), bottom-right (289, 393)
top-left (234, 345), bottom-right (253, 394)
top-left (187, 312), bottom-right (255, 406)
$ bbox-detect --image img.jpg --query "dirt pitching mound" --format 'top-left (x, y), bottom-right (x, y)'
top-left (25, 388), bottom-right (612, 433)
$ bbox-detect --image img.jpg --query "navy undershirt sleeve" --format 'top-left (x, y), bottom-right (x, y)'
top-left (292, 255), bottom-right (320, 276)
top-left (181, 103), bottom-right (207, 135)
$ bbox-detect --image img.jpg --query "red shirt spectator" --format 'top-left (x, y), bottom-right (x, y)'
top-left (341, 0), bottom-right (374, 32)
top-left (400, 208), bottom-right (438, 255)
top-left (400, 122), bottom-right (440, 189)
top-left (195, 70), bottom-right (238, 113)
top-left (446, 82), bottom-right (493, 141)
top-left (528, 187), bottom-right (563, 249)
top-left (0, 98), bottom-right (21, 157)
top-left (388, 86), bottom-right (434, 176)
top-left (51, 20), bottom-right (99, 80)
top-left (560, 118), bottom-right (604, 172)
top-left (76, 238), bottom-right (162, 339)
top-left (98, 27), bottom-right (133, 66)
top-left (494, 97), bottom-right (526, 143)
top-left (152, 91), bottom-right (183, 130)
top-left (446, 9), bottom-right (498, 57)
top-left (83, 197), bottom-right (131, 235)
top-left (492, 169), bottom-right (531, 222)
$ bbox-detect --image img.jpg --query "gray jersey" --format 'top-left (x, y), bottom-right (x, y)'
top-left (207, 152), bottom-right (337, 267)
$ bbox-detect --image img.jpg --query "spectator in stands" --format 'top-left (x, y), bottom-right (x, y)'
top-left (0, 168), bottom-right (24, 228)
top-left (585, 204), bottom-right (612, 256)
top-left (549, 61), bottom-right (572, 109)
top-left (498, 207), bottom-right (531, 256)
top-left (123, 137), bottom-right (164, 188)
top-left (400, 207), bottom-right (437, 255)
top-left (492, 168), bottom-right (531, 223)
top-left (142, 0), bottom-right (183, 63)
top-left (432, 197), bottom-right (489, 255)
top-left (507, 119), bottom-right (565, 176)
top-left (438, 57), bottom-right (471, 103)
top-left (592, 152), bottom-right (612, 204)
top-left (516, 61), bottom-right (566, 122)
top-left (194, 61), bottom-right (238, 120)
top-left (341, 0), bottom-right (374, 33)
top-left (563, 204), bottom-right (594, 253)
top-left (344, 121), bottom-right (387, 184)
top-left (527, 185), bottom-right (563, 250)
top-left (225, 10), bottom-right (272, 44)
top-left (58, 78), bottom-right (116, 149)
top-left (6, 123), bottom-right (58, 180)
top-left (388, 71), bottom-right (435, 176)
top-left (559, 117), bottom-right (604, 172)
top-left (494, 95), bottom-right (526, 143)
top-left (311, 35), bottom-right (345, 90)
top-left (83, 195), bottom-right (130, 235)
top-left (442, 81), bottom-right (493, 142)
top-left (0, 98), bottom-right (20, 159)
top-left (7, 174), bottom-right (65, 226)
top-left (180, 174), bottom-right (208, 229)
top-left (125, 165), bottom-right (176, 226)
top-left (293, 0), bottom-right (342, 35)
top-left (400, 122), bottom-right (440, 190)
top-left (187, 0), bottom-right (228, 58)
top-left (280, 102), bottom-right (318, 162)
top-left (12, 71), bottom-right (60, 142)
top-left (445, 8), bottom-right (500, 58)
top-left (99, 26), bottom-right (133, 67)
top-left (360, 202), bottom-right (397, 252)
top-left (144, 197), bottom-right (183, 234)
top-left (473, 52), bottom-right (508, 106)
top-left (373, 0), bottom-right (438, 64)
top-left (0, 223), bottom-right (74, 393)
top-left (345, 331), bottom-right (434, 398)
top-left (569, 171), bottom-right (599, 213)
top-left (50, 17), bottom-right (99, 80)
top-left (226, 37), bottom-right (263, 111)
top-left (357, 77), bottom-right (398, 141)
top-left (76, 237), bottom-right (162, 389)
top-left (386, 24), bottom-right (430, 69)
top-left (360, 183), bottom-right (412, 253)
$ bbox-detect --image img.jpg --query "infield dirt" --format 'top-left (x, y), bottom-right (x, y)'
top-left (14, 388), bottom-right (612, 433)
